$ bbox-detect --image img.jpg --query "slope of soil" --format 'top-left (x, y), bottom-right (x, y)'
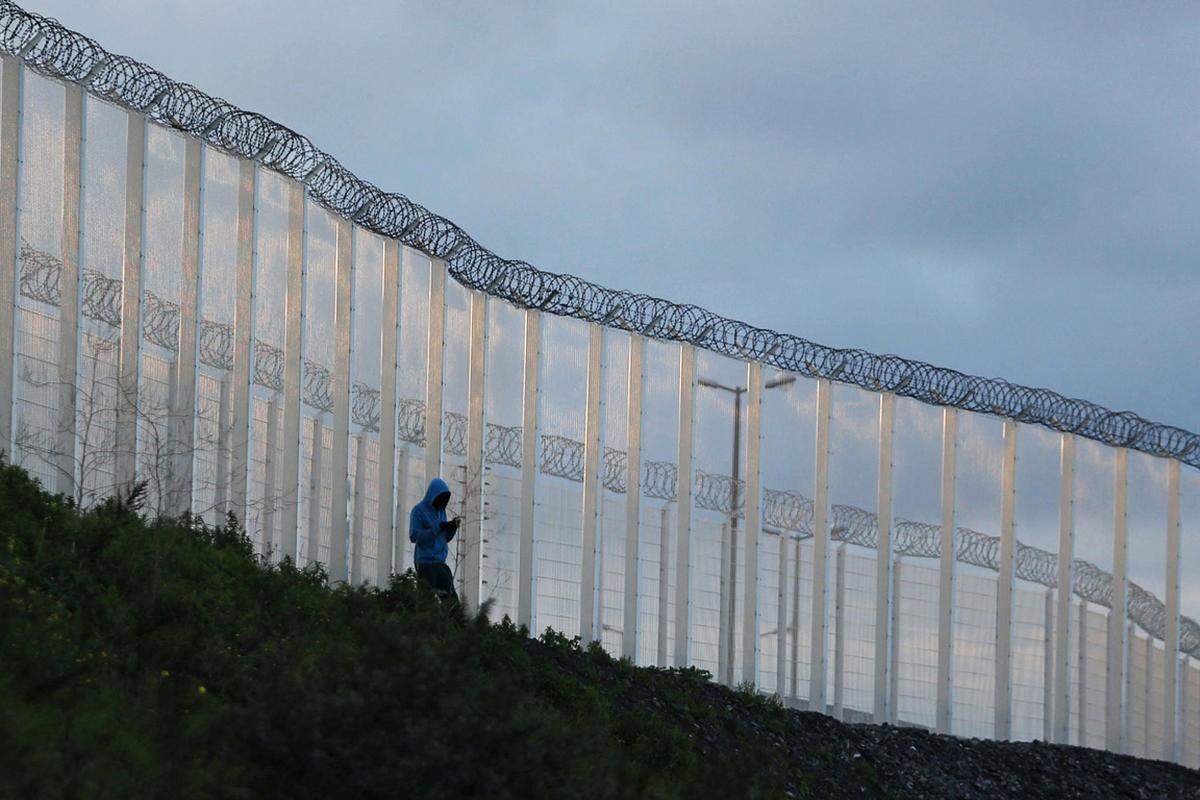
top-left (0, 460), bottom-right (1195, 799)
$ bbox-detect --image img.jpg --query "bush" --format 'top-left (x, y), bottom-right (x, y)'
top-left (0, 461), bottom-right (802, 799)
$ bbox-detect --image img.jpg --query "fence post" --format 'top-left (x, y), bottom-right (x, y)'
top-left (741, 361), bottom-right (763, 687)
top-left (374, 240), bottom-right (401, 586)
top-left (262, 397), bottom-right (279, 556)
top-left (1043, 587), bottom-right (1054, 742)
top-left (214, 374), bottom-right (231, 515)
top-left (1077, 598), bottom-right (1088, 746)
top-left (579, 323), bottom-right (604, 643)
top-left (517, 309), bottom-right (541, 631)
top-left (1053, 433), bottom-right (1076, 743)
top-left (1143, 631), bottom-right (1153, 757)
top-left (1165, 459), bottom-right (1182, 760)
top-left (1107, 447), bottom-right (1129, 752)
top-left (462, 291), bottom-right (487, 613)
top-left (623, 334), bottom-right (644, 660)
top-left (833, 542), bottom-right (846, 720)
top-left (114, 112), bottom-right (148, 491)
top-left (327, 218), bottom-right (353, 583)
top-left (790, 536), bottom-right (804, 702)
top-left (350, 432), bottom-right (367, 583)
top-left (673, 344), bottom-right (696, 668)
top-left (394, 445), bottom-right (409, 570)
top-left (0, 58), bottom-right (21, 456)
top-left (890, 556), bottom-right (902, 723)
top-left (776, 530), bottom-right (789, 697)
top-left (55, 83), bottom-right (83, 497)
top-left (874, 392), bottom-right (895, 723)
top-left (657, 504), bottom-right (671, 666)
top-left (995, 419), bottom-right (1018, 740)
top-left (424, 258), bottom-right (446, 484)
top-left (719, 521), bottom-right (732, 686)
top-left (279, 180), bottom-right (306, 562)
top-left (306, 416), bottom-right (324, 566)
top-left (936, 408), bottom-right (958, 734)
top-left (225, 158), bottom-right (255, 519)
top-left (809, 378), bottom-right (833, 713)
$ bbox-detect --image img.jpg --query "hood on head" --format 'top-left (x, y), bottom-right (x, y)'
top-left (422, 477), bottom-right (451, 507)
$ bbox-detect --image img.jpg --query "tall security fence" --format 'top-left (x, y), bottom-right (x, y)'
top-left (1, 0), bottom-right (1199, 765)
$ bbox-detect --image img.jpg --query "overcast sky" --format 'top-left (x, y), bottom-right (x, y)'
top-left (29, 0), bottom-right (1200, 432)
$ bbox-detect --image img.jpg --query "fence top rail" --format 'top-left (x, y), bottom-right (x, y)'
top-left (1, 0), bottom-right (1196, 469)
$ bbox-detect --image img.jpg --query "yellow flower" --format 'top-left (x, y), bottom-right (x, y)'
top-left (198, 686), bottom-right (206, 695)
top-left (160, 670), bottom-right (170, 678)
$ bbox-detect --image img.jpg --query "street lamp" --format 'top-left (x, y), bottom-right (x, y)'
top-left (697, 371), bottom-right (794, 684)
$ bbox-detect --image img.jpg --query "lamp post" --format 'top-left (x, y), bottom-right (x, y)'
top-left (697, 372), bottom-right (794, 684)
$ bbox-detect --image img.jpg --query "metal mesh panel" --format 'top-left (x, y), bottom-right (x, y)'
top-left (1011, 587), bottom-right (1048, 741)
top-left (951, 410), bottom-right (1002, 737)
top-left (1082, 604), bottom-right (1109, 749)
top-left (479, 298), bottom-right (524, 620)
top-left (349, 227), bottom-right (385, 582)
top-left (302, 204), bottom-right (338, 568)
top-left (12, 72), bottom-right (63, 486)
top-left (442, 279), bottom-right (472, 593)
top-left (839, 548), bottom-right (876, 713)
top-left (392, 248), bottom-right (431, 570)
top-left (828, 384), bottom-right (878, 709)
top-left (891, 398), bottom-right (942, 726)
top-left (692, 351), bottom-right (745, 681)
top-left (193, 147), bottom-right (239, 522)
top-left (896, 559), bottom-right (938, 727)
top-left (597, 330), bottom-right (629, 656)
top-left (243, 168), bottom-right (289, 550)
top-left (533, 314), bottom-right (588, 638)
top-left (639, 339), bottom-right (680, 666)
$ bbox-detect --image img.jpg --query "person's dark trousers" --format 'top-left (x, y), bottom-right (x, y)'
top-left (416, 562), bottom-right (458, 603)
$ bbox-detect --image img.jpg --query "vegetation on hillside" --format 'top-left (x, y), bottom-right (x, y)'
top-left (3, 458), bottom-right (1197, 799)
top-left (0, 460), bottom-right (806, 799)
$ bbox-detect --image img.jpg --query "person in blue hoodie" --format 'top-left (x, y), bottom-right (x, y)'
top-left (409, 477), bottom-right (461, 601)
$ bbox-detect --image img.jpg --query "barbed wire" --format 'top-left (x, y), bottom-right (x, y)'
top-left (0, 0), bottom-right (1195, 470)
top-left (16, 221), bottom-right (1197, 656)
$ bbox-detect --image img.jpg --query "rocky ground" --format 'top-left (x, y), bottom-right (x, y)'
top-left (538, 638), bottom-right (1200, 798)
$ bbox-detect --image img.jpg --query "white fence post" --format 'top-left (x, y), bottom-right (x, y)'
top-left (719, 520), bottom-right (733, 686)
top-left (424, 258), bottom-right (446, 484)
top-left (114, 112), bottom-right (148, 491)
top-left (579, 322), bottom-right (604, 643)
top-left (374, 240), bottom-right (401, 586)
top-left (1165, 459), bottom-right (1182, 760)
top-left (673, 344), bottom-right (696, 668)
top-left (55, 84), bottom-right (83, 497)
top-left (936, 408), bottom-right (958, 734)
top-left (306, 416), bottom-right (324, 566)
top-left (776, 530), bottom-right (789, 698)
top-left (462, 290), bottom-right (487, 613)
top-left (809, 378), bottom-right (832, 712)
top-left (790, 536), bottom-right (804, 702)
top-left (741, 361), bottom-right (763, 686)
top-left (623, 334), bottom-right (644, 660)
top-left (1053, 433), bottom-right (1076, 743)
top-left (995, 419), bottom-right (1018, 739)
top-left (0, 57), bottom-right (21, 456)
top-left (890, 556), bottom-right (902, 723)
top-left (657, 504), bottom-right (671, 666)
top-left (327, 218), bottom-right (353, 583)
top-left (279, 180), bottom-right (306, 562)
top-left (833, 542), bottom-right (846, 720)
top-left (517, 309), bottom-right (541, 631)
top-left (874, 392), bottom-right (895, 723)
top-left (1077, 597), bottom-right (1088, 746)
top-left (1107, 447), bottom-right (1129, 752)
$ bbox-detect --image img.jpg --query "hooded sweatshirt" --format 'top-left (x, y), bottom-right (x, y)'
top-left (410, 478), bottom-right (454, 565)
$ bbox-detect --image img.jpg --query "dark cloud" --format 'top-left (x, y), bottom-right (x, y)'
top-left (31, 0), bottom-right (1200, 430)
